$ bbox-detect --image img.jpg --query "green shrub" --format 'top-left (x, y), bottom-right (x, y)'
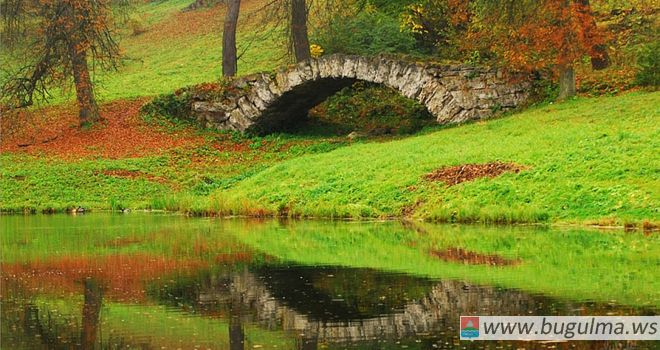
top-left (314, 8), bottom-right (418, 56)
top-left (357, 0), bottom-right (417, 16)
top-left (140, 89), bottom-right (193, 122)
top-left (529, 73), bottom-right (559, 103)
top-left (635, 41), bottom-right (659, 88)
top-left (140, 82), bottom-right (233, 129)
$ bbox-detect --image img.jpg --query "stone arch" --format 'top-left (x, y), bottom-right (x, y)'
top-left (190, 54), bottom-right (531, 134)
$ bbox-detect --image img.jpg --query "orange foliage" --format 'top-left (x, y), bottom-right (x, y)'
top-left (0, 99), bottom-right (205, 159)
top-left (466, 0), bottom-right (606, 72)
top-left (447, 0), bottom-right (471, 26)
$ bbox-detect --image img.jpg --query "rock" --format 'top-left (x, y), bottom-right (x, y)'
top-left (71, 207), bottom-right (85, 214)
top-left (347, 131), bottom-right (366, 140)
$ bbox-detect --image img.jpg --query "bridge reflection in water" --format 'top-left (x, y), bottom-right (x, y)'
top-left (4, 263), bottom-right (652, 349)
top-left (149, 265), bottom-right (643, 350)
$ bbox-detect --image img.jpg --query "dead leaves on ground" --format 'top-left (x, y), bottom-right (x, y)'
top-left (424, 161), bottom-right (526, 186)
top-left (1, 99), bottom-right (205, 160)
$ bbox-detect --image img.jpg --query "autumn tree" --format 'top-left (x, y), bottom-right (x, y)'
top-left (466, 0), bottom-right (609, 99)
top-left (223, 0), bottom-right (241, 76)
top-left (0, 0), bottom-right (122, 126)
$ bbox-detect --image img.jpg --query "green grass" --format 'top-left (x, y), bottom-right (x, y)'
top-left (211, 92), bottom-right (660, 225)
top-left (0, 133), bottom-right (348, 214)
top-left (93, 28), bottom-right (285, 102)
top-left (2, 93), bottom-right (657, 225)
top-left (96, 0), bottom-right (286, 101)
top-left (0, 156), bottom-right (171, 213)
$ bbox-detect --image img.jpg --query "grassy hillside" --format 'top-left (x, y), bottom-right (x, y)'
top-left (212, 92), bottom-right (660, 225)
top-left (2, 92), bottom-right (658, 226)
top-left (93, 0), bottom-right (286, 101)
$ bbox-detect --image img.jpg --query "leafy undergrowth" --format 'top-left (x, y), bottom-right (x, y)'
top-left (209, 92), bottom-right (659, 226)
top-left (575, 6), bottom-right (658, 96)
top-left (306, 82), bottom-right (435, 136)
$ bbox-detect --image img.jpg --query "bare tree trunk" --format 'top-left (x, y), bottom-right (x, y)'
top-left (291, 0), bottom-right (310, 62)
top-left (558, 64), bottom-right (576, 100)
top-left (557, 0), bottom-right (576, 100)
top-left (69, 42), bottom-right (100, 126)
top-left (223, 0), bottom-right (240, 77)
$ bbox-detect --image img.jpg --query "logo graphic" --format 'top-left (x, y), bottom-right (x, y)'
top-left (460, 316), bottom-right (480, 339)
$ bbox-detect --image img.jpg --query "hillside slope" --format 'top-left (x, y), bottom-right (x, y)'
top-left (92, 0), bottom-right (284, 101)
top-left (212, 92), bottom-right (660, 225)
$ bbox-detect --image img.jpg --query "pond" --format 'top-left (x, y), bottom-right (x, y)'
top-left (1, 214), bottom-right (657, 349)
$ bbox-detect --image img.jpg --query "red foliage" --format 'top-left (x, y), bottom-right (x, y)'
top-left (0, 99), bottom-right (206, 159)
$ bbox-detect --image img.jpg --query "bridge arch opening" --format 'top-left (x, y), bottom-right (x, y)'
top-left (250, 79), bottom-right (435, 136)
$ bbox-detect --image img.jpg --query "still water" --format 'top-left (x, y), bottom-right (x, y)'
top-left (1, 214), bottom-right (657, 349)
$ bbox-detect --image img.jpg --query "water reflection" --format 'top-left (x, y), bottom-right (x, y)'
top-left (149, 265), bottom-right (655, 349)
top-left (1, 214), bottom-right (657, 349)
top-left (81, 279), bottom-right (103, 349)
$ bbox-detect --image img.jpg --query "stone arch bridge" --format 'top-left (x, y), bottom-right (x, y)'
top-left (190, 54), bottom-right (531, 133)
